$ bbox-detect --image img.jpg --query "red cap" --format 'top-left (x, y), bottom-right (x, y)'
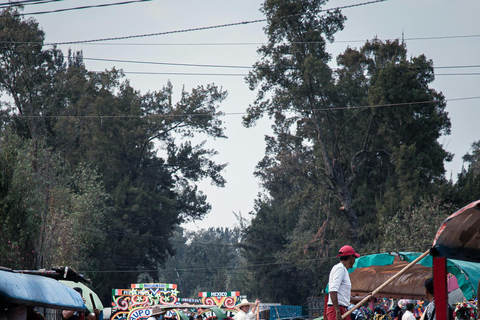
top-left (336, 245), bottom-right (360, 258)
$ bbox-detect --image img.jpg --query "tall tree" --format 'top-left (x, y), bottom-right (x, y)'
top-left (245, 0), bottom-right (450, 244)
top-left (242, 0), bottom-right (451, 303)
top-left (50, 67), bottom-right (228, 301)
top-left (0, 7), bottom-right (229, 304)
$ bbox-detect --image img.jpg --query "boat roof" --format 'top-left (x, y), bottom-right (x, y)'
top-left (0, 267), bottom-right (86, 311)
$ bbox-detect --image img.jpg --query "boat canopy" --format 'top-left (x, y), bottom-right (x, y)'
top-left (0, 268), bottom-right (86, 311)
top-left (432, 200), bottom-right (480, 262)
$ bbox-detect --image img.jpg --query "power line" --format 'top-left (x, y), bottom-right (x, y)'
top-left (121, 71), bottom-right (246, 76)
top-left (2, 0), bottom-right (152, 16)
top-left (118, 71), bottom-right (480, 77)
top-left (83, 57), bottom-right (252, 69)
top-left (36, 0), bottom-right (390, 46)
top-left (45, 33), bottom-right (480, 46)
top-left (45, 19), bottom-right (267, 46)
top-left (6, 34), bottom-right (480, 47)
top-left (0, 0), bottom-right (68, 8)
top-left (435, 64), bottom-right (480, 69)
top-left (6, 96), bottom-right (480, 119)
top-left (435, 73), bottom-right (480, 76)
top-left (3, 49), bottom-right (480, 72)
top-left (81, 57), bottom-right (480, 71)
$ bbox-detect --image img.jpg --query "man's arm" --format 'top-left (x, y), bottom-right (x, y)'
top-left (330, 291), bottom-right (343, 320)
top-left (251, 299), bottom-right (260, 315)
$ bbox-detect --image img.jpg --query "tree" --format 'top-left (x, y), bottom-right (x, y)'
top-left (0, 7), bottom-right (229, 304)
top-left (0, 7), bottom-right (66, 146)
top-left (245, 0), bottom-right (450, 244)
top-left (242, 0), bottom-right (451, 303)
top-left (48, 67), bottom-right (228, 301)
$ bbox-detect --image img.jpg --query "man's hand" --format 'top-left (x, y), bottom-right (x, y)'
top-left (62, 310), bottom-right (75, 319)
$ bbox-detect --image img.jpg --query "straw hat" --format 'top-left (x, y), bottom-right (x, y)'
top-left (151, 306), bottom-right (167, 316)
top-left (234, 299), bottom-right (256, 310)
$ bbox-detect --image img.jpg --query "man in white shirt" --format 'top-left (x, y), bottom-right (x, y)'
top-left (402, 303), bottom-right (416, 320)
top-left (326, 245), bottom-right (360, 320)
top-left (234, 299), bottom-right (259, 320)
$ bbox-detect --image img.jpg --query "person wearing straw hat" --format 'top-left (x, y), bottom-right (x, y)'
top-left (147, 306), bottom-right (167, 320)
top-left (234, 299), bottom-right (260, 320)
top-left (326, 245), bottom-right (360, 320)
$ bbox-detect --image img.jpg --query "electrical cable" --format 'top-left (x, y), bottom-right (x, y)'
top-left (2, 0), bottom-right (152, 16)
top-left (0, 0), bottom-right (69, 9)
top-left (121, 71), bottom-right (246, 76)
top-left (43, 33), bottom-right (480, 46)
top-left (5, 96), bottom-right (480, 119)
top-left (21, 0), bottom-right (391, 45)
top-left (81, 56), bottom-right (480, 70)
top-left (82, 57), bottom-right (252, 69)
top-left (0, 0), bottom-right (59, 7)
top-left (117, 71), bottom-right (480, 77)
top-left (4, 34), bottom-right (480, 47)
top-left (2, 49), bottom-right (480, 72)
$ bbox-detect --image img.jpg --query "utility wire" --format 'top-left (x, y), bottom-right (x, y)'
top-left (122, 71), bottom-right (246, 76)
top-left (5, 34), bottom-right (480, 47)
top-left (45, 33), bottom-right (480, 46)
top-left (0, 0), bottom-right (69, 9)
top-left (31, 0), bottom-right (389, 45)
top-left (81, 57), bottom-right (480, 71)
top-left (3, 50), bottom-right (480, 72)
top-left (119, 71), bottom-right (480, 77)
top-left (2, 0), bottom-right (152, 16)
top-left (83, 57), bottom-right (252, 69)
top-left (6, 96), bottom-right (480, 119)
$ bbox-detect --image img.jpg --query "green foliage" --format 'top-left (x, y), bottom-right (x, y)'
top-left (0, 129), bottom-right (109, 270)
top-left (379, 197), bottom-right (452, 252)
top-left (0, 131), bottom-right (38, 269)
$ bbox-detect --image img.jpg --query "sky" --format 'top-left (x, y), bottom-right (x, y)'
top-left (25, 0), bottom-right (480, 231)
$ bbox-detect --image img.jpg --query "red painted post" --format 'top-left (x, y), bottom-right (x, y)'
top-left (433, 257), bottom-right (448, 320)
top-left (324, 294), bottom-right (328, 320)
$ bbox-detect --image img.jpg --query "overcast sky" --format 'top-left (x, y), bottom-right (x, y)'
top-left (26, 0), bottom-right (480, 231)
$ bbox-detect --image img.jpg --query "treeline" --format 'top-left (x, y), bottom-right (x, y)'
top-left (0, 7), bottom-right (228, 303)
